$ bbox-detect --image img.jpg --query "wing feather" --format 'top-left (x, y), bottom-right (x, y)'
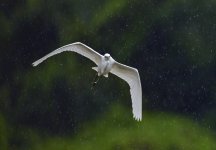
top-left (110, 62), bottom-right (142, 121)
top-left (32, 42), bottom-right (102, 66)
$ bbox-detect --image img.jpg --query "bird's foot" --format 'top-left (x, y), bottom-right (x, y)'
top-left (91, 82), bottom-right (97, 89)
top-left (91, 74), bottom-right (100, 90)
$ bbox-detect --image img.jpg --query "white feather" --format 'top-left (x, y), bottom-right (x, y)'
top-left (32, 42), bottom-right (102, 66)
top-left (110, 62), bottom-right (142, 121)
top-left (32, 42), bottom-right (142, 121)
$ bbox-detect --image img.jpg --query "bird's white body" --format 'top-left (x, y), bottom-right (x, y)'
top-left (97, 54), bottom-right (114, 77)
top-left (32, 42), bottom-right (142, 121)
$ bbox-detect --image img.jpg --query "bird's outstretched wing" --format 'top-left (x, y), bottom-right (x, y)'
top-left (32, 42), bottom-right (102, 66)
top-left (110, 62), bottom-right (142, 121)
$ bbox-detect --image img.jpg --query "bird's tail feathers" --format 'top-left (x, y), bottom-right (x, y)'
top-left (92, 67), bottom-right (98, 72)
top-left (103, 74), bottom-right (108, 78)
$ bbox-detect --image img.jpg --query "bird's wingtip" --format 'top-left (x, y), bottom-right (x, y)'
top-left (133, 114), bottom-right (142, 121)
top-left (32, 62), bottom-right (38, 67)
top-left (135, 117), bottom-right (142, 121)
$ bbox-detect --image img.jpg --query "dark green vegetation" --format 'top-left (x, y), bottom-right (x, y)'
top-left (1, 0), bottom-right (216, 149)
top-left (33, 105), bottom-right (216, 150)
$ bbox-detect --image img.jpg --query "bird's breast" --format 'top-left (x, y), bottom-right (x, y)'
top-left (99, 60), bottom-right (113, 75)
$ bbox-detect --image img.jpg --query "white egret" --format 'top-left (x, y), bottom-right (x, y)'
top-left (32, 42), bottom-right (142, 121)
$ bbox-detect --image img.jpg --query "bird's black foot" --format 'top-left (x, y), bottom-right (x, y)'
top-left (91, 73), bottom-right (100, 90)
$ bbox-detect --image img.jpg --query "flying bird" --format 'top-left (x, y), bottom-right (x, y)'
top-left (32, 42), bottom-right (142, 121)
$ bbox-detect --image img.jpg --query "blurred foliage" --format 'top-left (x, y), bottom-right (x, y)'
top-left (0, 114), bottom-right (7, 150)
top-left (1, 0), bottom-right (216, 149)
top-left (32, 105), bottom-right (216, 150)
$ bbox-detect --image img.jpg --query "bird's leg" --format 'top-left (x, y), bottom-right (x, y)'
top-left (91, 73), bottom-right (100, 89)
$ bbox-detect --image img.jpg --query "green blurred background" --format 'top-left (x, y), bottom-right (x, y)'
top-left (1, 0), bottom-right (216, 149)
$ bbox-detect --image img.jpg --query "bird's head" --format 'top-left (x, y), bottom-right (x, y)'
top-left (104, 53), bottom-right (110, 60)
